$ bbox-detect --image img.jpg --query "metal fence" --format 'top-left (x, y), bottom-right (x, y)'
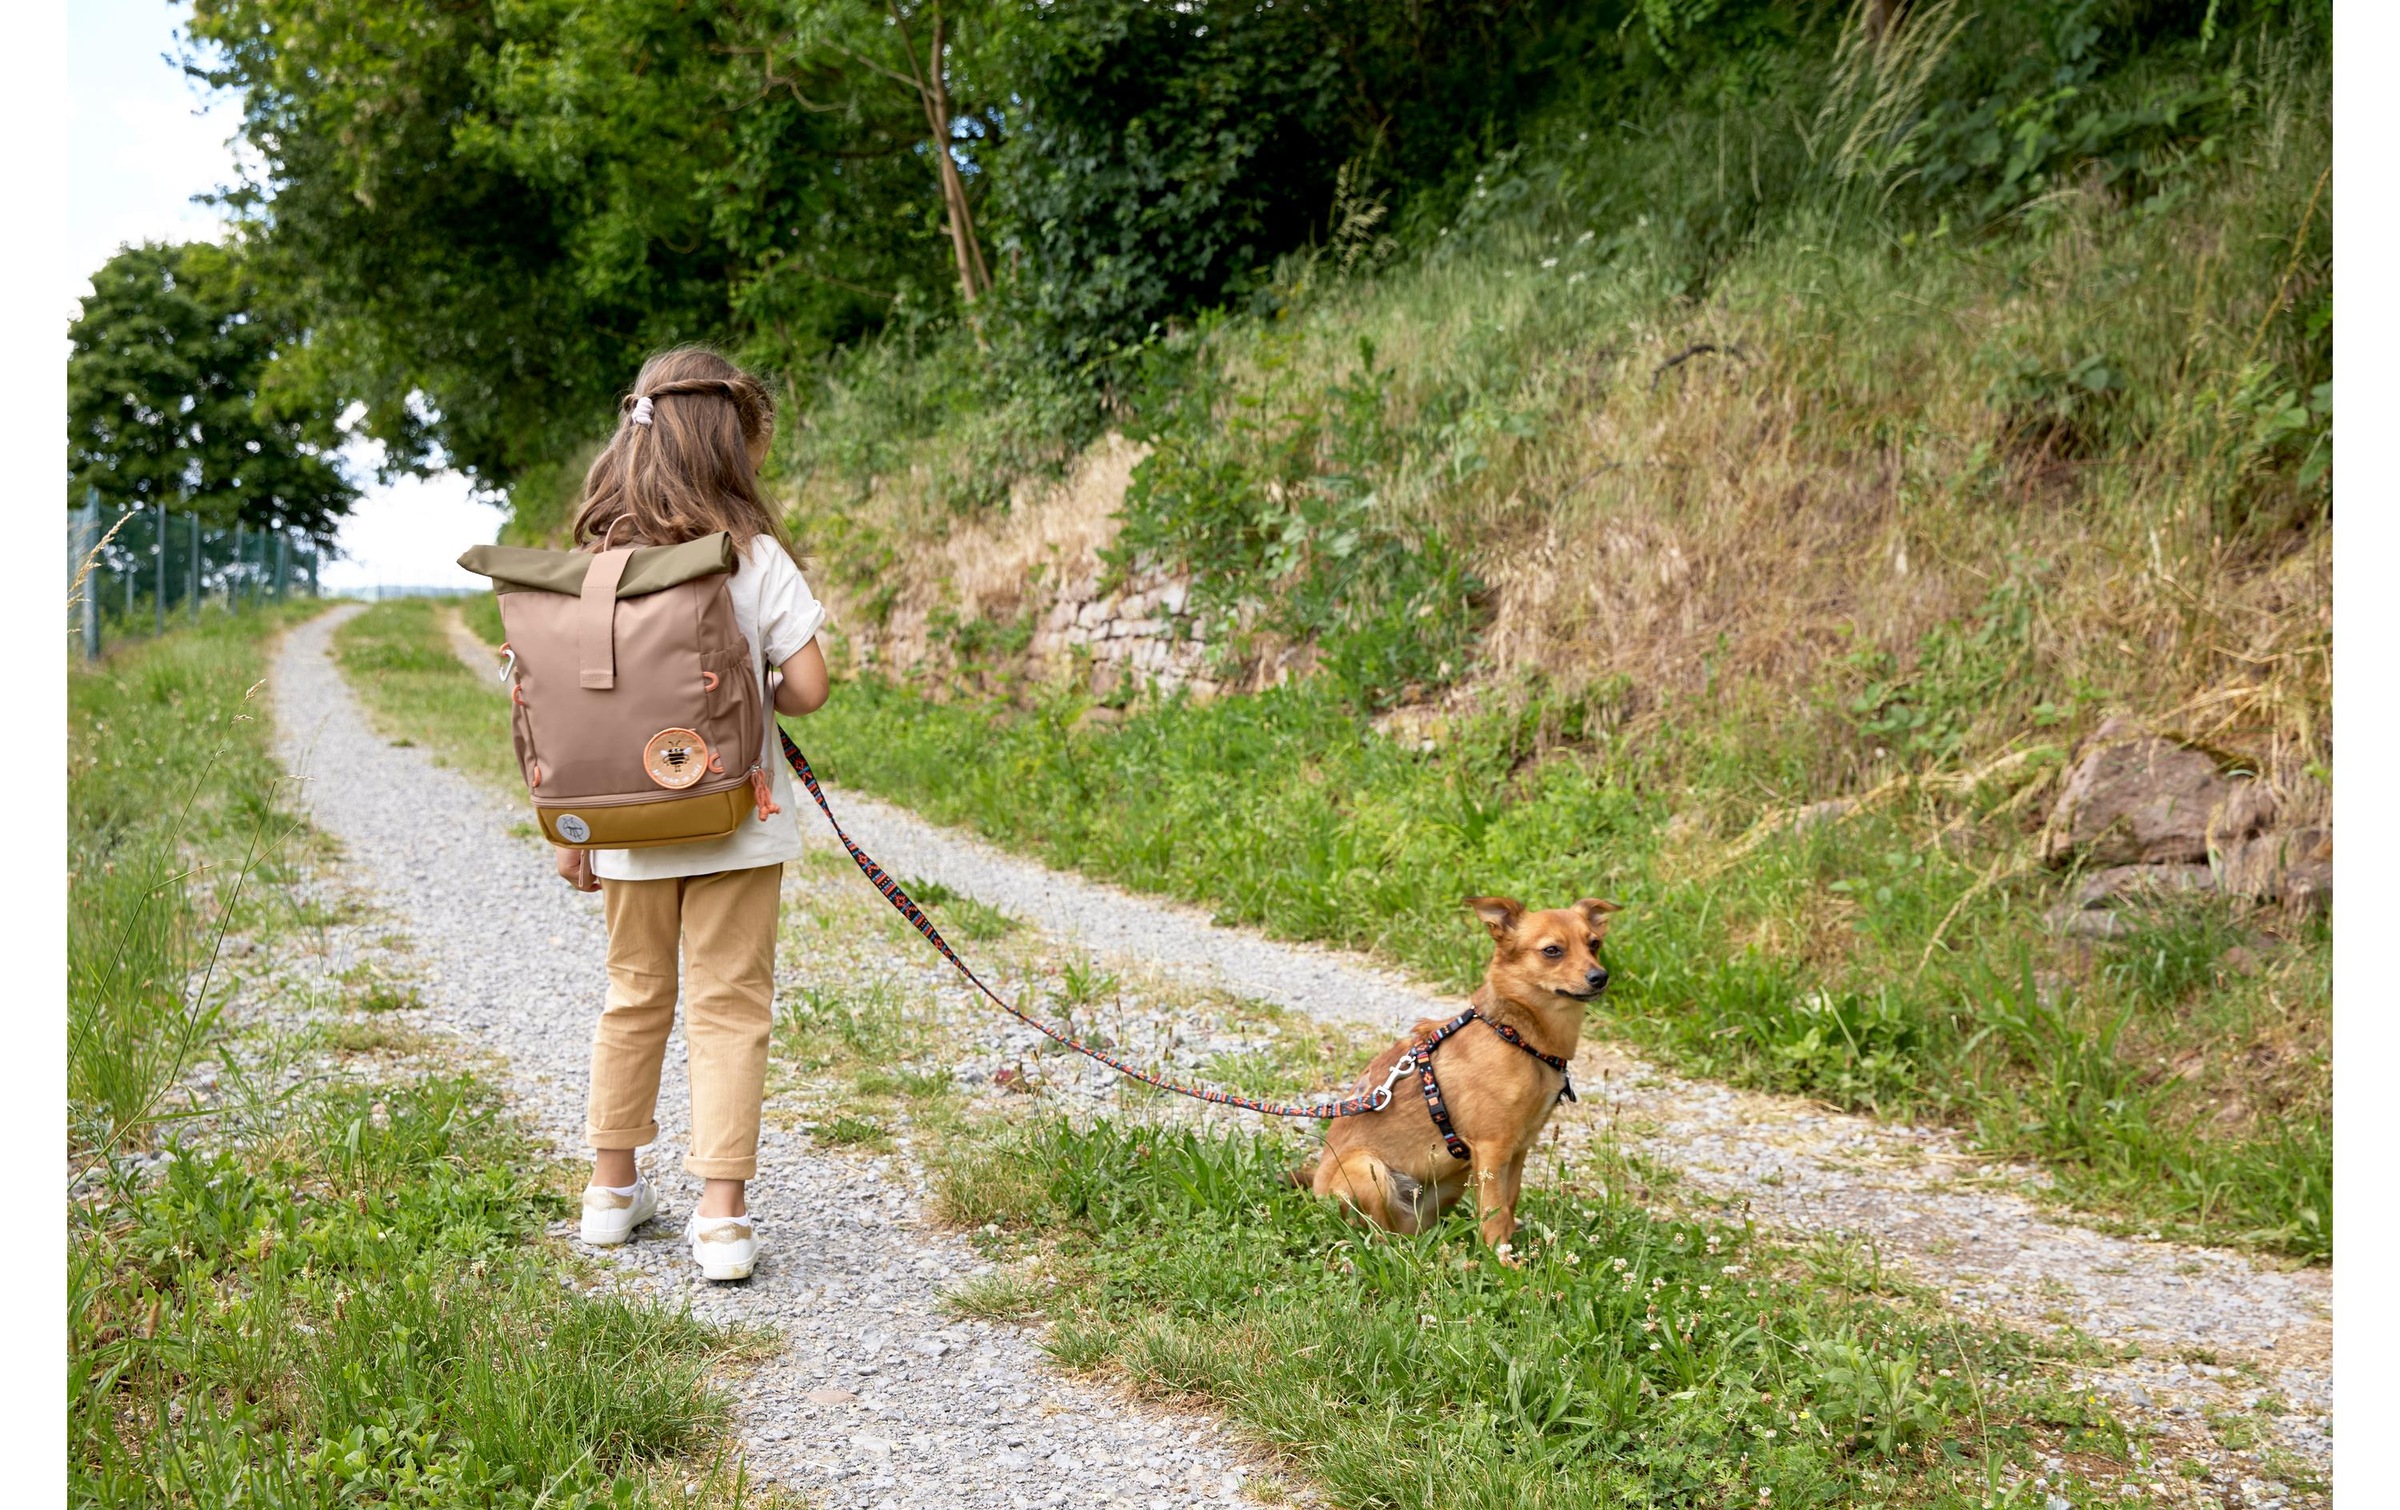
top-left (67, 493), bottom-right (325, 660)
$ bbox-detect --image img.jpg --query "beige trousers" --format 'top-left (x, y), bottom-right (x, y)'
top-left (587, 863), bottom-right (782, 1179)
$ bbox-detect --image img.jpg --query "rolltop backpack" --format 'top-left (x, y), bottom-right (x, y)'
top-left (457, 532), bottom-right (771, 849)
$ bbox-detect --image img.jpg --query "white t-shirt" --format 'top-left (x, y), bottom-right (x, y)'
top-left (591, 535), bottom-right (825, 882)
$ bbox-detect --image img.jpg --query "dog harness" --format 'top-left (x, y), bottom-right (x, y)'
top-left (1410, 1007), bottom-right (1577, 1162)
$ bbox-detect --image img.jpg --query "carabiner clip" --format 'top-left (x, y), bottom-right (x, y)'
top-left (1367, 1052), bottom-right (1417, 1111)
top-left (496, 644), bottom-right (517, 685)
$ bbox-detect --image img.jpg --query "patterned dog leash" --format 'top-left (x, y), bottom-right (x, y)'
top-left (778, 727), bottom-right (1412, 1121)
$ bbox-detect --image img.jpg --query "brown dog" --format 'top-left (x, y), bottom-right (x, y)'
top-left (1305, 896), bottom-right (1618, 1259)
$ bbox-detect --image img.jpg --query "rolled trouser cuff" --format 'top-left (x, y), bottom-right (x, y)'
top-left (587, 1121), bottom-right (660, 1150)
top-left (684, 1154), bottom-right (758, 1180)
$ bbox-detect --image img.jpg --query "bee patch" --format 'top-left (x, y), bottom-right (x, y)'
top-left (643, 728), bottom-right (711, 790)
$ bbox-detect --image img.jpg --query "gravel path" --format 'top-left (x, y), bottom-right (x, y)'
top-left (279, 607), bottom-right (1274, 1509)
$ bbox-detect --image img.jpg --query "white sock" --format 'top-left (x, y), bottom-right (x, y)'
top-left (594, 1180), bottom-right (640, 1196)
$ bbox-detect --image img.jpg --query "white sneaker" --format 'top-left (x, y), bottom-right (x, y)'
top-left (687, 1212), bottom-right (759, 1281)
top-left (579, 1177), bottom-right (658, 1246)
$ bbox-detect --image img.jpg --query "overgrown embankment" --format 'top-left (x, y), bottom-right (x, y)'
top-left (764, 10), bottom-right (2332, 1257)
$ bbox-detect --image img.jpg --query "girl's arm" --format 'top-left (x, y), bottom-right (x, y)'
top-left (772, 639), bottom-right (831, 716)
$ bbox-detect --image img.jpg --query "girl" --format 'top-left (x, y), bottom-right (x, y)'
top-left (555, 346), bottom-right (831, 1282)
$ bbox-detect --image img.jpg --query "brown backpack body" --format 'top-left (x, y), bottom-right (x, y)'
top-left (458, 533), bottom-right (765, 849)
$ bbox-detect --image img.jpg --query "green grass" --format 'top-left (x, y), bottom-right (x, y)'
top-left (71, 1074), bottom-right (759, 1506)
top-left (799, 674), bottom-right (2330, 1260)
top-left (927, 1118), bottom-right (2131, 1509)
top-left (69, 608), bottom-right (774, 1504)
top-left (459, 590), bottom-right (504, 648)
top-left (333, 599), bottom-right (524, 795)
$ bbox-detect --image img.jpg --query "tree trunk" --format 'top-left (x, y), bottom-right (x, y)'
top-left (902, 7), bottom-right (990, 306)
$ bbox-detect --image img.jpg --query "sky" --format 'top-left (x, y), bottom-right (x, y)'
top-left (68, 0), bottom-right (500, 594)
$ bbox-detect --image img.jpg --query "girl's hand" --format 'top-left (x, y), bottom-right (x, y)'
top-left (555, 847), bottom-right (600, 892)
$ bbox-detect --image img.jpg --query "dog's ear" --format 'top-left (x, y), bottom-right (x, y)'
top-left (1575, 897), bottom-right (1623, 928)
top-left (1466, 897), bottom-right (1525, 940)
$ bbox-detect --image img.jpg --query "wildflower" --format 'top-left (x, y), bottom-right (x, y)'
top-left (1699, 1286), bottom-right (1713, 1297)
top-left (1561, 1251), bottom-right (1581, 1265)
top-left (1577, 229), bottom-right (1594, 243)
top-left (1649, 1341), bottom-right (1662, 1351)
top-left (1720, 1264), bottom-right (1743, 1276)
top-left (1643, 1319), bottom-right (1658, 1332)
top-left (1541, 258), bottom-right (1558, 269)
top-left (1611, 1257), bottom-right (1628, 1271)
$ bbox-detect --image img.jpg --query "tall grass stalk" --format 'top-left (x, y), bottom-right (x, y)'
top-left (67, 612), bottom-right (315, 1157)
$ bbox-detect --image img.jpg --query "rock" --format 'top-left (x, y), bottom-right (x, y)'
top-left (2042, 717), bottom-right (2246, 867)
top-left (804, 1388), bottom-right (859, 1405)
top-left (2072, 863), bottom-right (2217, 909)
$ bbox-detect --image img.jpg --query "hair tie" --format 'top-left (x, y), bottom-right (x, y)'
top-left (629, 395), bottom-right (655, 427)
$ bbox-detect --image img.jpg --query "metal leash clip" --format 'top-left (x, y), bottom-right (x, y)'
top-left (1366, 1052), bottom-right (1418, 1111)
top-left (496, 644), bottom-right (517, 684)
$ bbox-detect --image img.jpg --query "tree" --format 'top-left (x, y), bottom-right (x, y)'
top-left (188, 0), bottom-right (966, 491)
top-left (67, 241), bottom-right (356, 541)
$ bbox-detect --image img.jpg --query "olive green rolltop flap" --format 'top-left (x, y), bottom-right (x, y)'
top-left (456, 532), bottom-right (739, 598)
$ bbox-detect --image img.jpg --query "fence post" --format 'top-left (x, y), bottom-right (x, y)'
top-left (275, 534), bottom-right (290, 602)
top-left (230, 523), bottom-right (245, 610)
top-left (156, 503), bottom-right (168, 637)
top-left (122, 512), bottom-right (136, 621)
top-left (78, 493), bottom-right (100, 661)
top-left (190, 513), bottom-right (201, 624)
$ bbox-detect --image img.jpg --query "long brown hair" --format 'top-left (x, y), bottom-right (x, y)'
top-left (572, 346), bottom-right (792, 557)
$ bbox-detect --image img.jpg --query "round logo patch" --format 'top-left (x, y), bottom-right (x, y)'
top-left (643, 727), bottom-right (710, 790)
top-left (556, 814), bottom-right (591, 843)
